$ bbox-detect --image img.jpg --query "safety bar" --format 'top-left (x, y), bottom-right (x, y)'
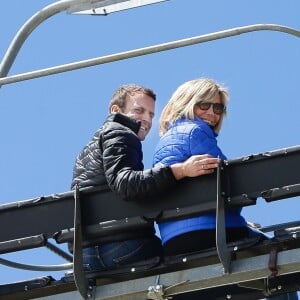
top-left (0, 145), bottom-right (300, 246)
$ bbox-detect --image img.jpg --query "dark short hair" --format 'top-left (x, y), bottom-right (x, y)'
top-left (108, 84), bottom-right (156, 112)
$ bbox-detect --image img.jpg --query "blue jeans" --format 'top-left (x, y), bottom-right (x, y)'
top-left (83, 236), bottom-right (162, 271)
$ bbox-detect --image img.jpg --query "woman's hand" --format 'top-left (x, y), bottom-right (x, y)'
top-left (171, 154), bottom-right (220, 180)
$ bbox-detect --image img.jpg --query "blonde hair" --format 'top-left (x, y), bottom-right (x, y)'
top-left (159, 78), bottom-right (229, 135)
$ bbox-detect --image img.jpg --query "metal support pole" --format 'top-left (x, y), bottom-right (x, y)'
top-left (73, 185), bottom-right (90, 300)
top-left (216, 163), bottom-right (231, 273)
top-left (1, 24), bottom-right (300, 87)
top-left (0, 0), bottom-right (79, 81)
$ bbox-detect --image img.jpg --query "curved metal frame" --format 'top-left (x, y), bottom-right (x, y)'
top-left (0, 0), bottom-right (78, 80)
top-left (0, 0), bottom-right (299, 86)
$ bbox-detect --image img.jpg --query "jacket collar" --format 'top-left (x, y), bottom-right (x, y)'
top-left (172, 117), bottom-right (218, 137)
top-left (107, 113), bottom-right (141, 135)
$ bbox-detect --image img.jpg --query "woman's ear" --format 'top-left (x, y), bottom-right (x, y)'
top-left (110, 105), bottom-right (121, 113)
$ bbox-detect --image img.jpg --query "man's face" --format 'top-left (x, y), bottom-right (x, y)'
top-left (122, 92), bottom-right (155, 141)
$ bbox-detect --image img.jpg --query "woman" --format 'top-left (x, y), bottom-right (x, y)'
top-left (154, 78), bottom-right (263, 254)
top-left (153, 78), bottom-right (298, 300)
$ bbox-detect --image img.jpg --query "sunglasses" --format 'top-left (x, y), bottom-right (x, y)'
top-left (196, 101), bottom-right (226, 115)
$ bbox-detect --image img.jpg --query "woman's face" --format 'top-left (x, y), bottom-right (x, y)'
top-left (193, 93), bottom-right (222, 127)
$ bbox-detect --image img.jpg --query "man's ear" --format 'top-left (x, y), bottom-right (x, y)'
top-left (110, 105), bottom-right (121, 113)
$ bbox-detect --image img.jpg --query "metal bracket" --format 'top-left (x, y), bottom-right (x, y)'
top-left (73, 185), bottom-right (93, 299)
top-left (147, 275), bottom-right (167, 300)
top-left (268, 247), bottom-right (279, 278)
top-left (147, 285), bottom-right (166, 300)
top-left (216, 164), bottom-right (231, 274)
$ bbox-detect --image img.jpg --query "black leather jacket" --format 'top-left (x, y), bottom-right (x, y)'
top-left (71, 113), bottom-right (177, 200)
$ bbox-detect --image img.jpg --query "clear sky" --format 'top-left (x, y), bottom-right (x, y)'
top-left (0, 0), bottom-right (299, 291)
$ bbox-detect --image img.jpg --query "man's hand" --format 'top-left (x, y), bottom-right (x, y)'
top-left (171, 154), bottom-right (221, 180)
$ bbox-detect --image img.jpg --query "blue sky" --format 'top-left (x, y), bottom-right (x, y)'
top-left (0, 0), bottom-right (300, 289)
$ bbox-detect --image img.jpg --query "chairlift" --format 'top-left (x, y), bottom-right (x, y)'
top-left (0, 1), bottom-right (300, 299)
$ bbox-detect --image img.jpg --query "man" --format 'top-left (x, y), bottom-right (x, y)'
top-left (71, 84), bottom-right (220, 271)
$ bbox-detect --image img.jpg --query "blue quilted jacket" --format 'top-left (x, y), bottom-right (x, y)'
top-left (153, 117), bottom-right (247, 245)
